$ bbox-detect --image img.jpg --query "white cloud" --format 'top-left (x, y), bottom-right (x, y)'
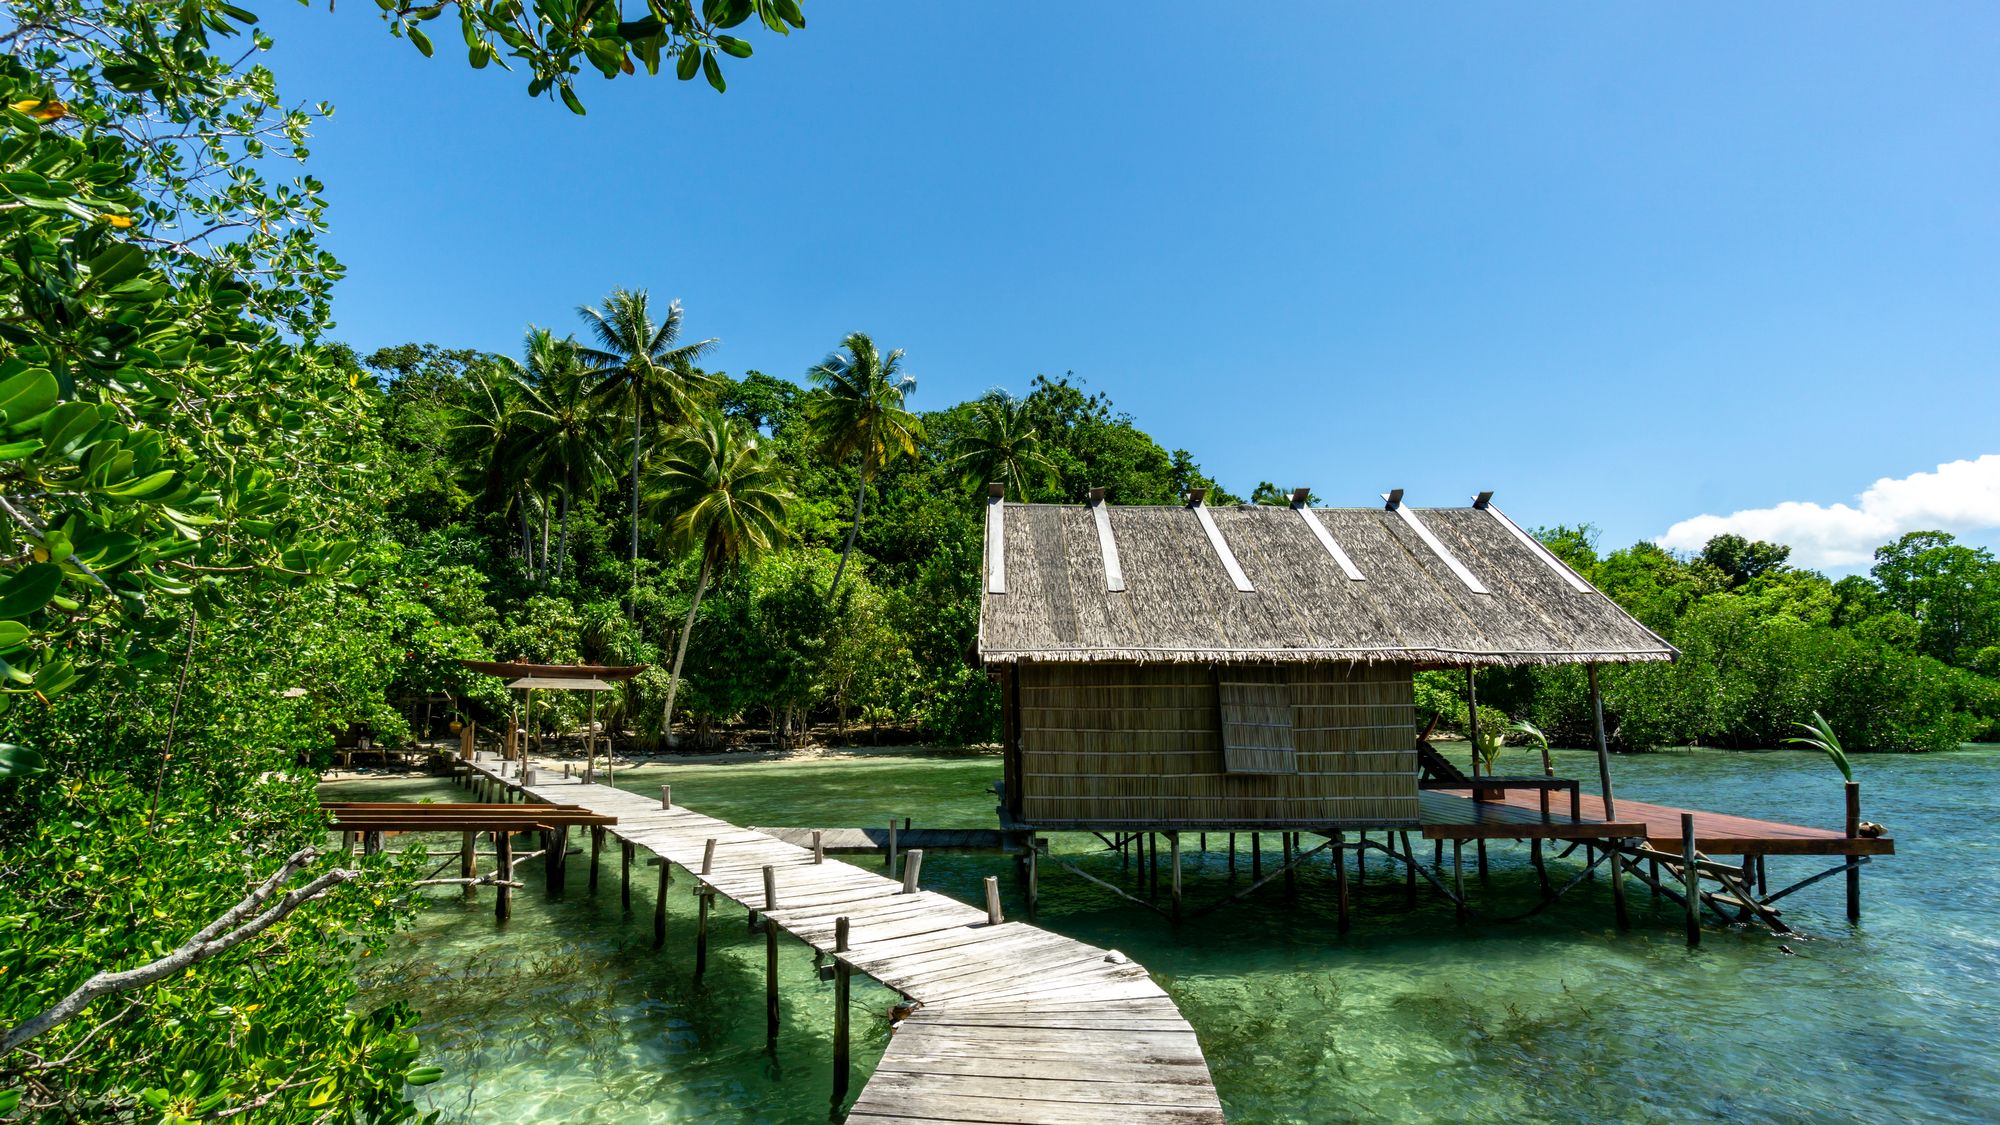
top-left (1658, 454), bottom-right (2000, 570)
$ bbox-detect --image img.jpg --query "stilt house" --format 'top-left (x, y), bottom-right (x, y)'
top-left (977, 487), bottom-right (1675, 831)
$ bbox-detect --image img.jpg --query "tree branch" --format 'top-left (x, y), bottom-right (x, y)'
top-left (1, 848), bottom-right (358, 1056)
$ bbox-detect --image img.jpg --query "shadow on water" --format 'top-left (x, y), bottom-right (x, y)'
top-left (331, 745), bottom-right (2000, 1123)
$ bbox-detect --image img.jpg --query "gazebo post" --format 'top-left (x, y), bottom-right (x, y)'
top-left (1589, 664), bottom-right (1617, 820)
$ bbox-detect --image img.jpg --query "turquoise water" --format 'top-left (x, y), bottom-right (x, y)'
top-left (335, 745), bottom-right (2000, 1123)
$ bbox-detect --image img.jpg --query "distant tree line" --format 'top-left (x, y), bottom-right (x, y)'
top-left (1426, 529), bottom-right (2000, 754)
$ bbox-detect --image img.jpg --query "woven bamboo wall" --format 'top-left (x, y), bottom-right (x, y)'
top-left (1017, 661), bottom-right (1418, 828)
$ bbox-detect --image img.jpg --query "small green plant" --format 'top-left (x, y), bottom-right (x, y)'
top-left (1473, 721), bottom-right (1507, 774)
top-left (1782, 710), bottom-right (1853, 782)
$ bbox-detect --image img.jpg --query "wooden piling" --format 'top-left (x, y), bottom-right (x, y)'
top-left (653, 856), bottom-right (669, 949)
top-left (1531, 838), bottom-right (1551, 899)
top-left (661, 784), bottom-right (672, 810)
top-left (765, 914), bottom-right (780, 1041)
top-left (701, 837), bottom-right (716, 877)
top-left (1357, 831), bottom-right (1367, 885)
top-left (886, 820), bottom-right (898, 871)
top-left (901, 849), bottom-right (924, 894)
top-left (985, 875), bottom-right (1003, 925)
top-left (1026, 843), bottom-right (1040, 916)
top-left (1251, 832), bottom-right (1263, 880)
top-left (495, 831), bottom-right (513, 922)
top-left (1682, 812), bottom-right (1700, 947)
top-left (812, 830), bottom-right (824, 864)
top-left (1845, 781), bottom-right (1861, 923)
top-left (1401, 831), bottom-right (1417, 905)
top-left (1452, 839), bottom-right (1466, 922)
top-left (1335, 834), bottom-right (1351, 934)
top-left (1609, 844), bottom-right (1629, 931)
top-left (1149, 832), bottom-right (1160, 898)
top-left (695, 891), bottom-right (712, 979)
top-left (1169, 832), bottom-right (1182, 922)
top-left (832, 916), bottom-right (852, 1111)
top-left (589, 826), bottom-right (604, 894)
top-left (621, 841), bottom-right (634, 912)
top-left (1282, 833), bottom-right (1296, 898)
top-left (1228, 832), bottom-right (1237, 877)
top-left (764, 864), bottom-right (780, 911)
top-left (460, 831), bottom-right (476, 901)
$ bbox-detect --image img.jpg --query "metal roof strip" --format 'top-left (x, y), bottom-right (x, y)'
top-left (986, 495), bottom-right (1006, 594)
top-left (1192, 503), bottom-right (1255, 592)
top-left (1090, 498), bottom-right (1126, 592)
top-left (1394, 505), bottom-right (1490, 595)
top-left (1297, 506), bottom-right (1366, 581)
top-left (1486, 504), bottom-right (1592, 593)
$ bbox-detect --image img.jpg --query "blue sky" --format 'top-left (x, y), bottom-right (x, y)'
top-left (257, 3), bottom-right (2000, 570)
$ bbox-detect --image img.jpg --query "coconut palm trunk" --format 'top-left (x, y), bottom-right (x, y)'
top-left (661, 551), bottom-right (713, 746)
top-left (557, 472), bottom-right (572, 580)
top-left (827, 472), bottom-right (867, 604)
top-left (629, 386), bottom-right (642, 610)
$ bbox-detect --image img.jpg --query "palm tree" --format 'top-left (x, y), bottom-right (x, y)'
top-left (803, 331), bottom-right (922, 603)
top-left (507, 328), bottom-right (614, 581)
top-left (577, 289), bottom-right (718, 612)
top-left (448, 356), bottom-right (544, 575)
top-left (946, 391), bottom-right (1056, 500)
top-left (645, 411), bottom-right (792, 744)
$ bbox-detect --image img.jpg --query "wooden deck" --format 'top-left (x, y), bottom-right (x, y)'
top-left (1420, 788), bottom-right (1894, 856)
top-left (460, 756), bottom-right (1225, 1124)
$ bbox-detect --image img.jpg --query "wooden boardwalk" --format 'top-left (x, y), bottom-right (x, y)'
top-left (1420, 789), bottom-right (1894, 856)
top-left (461, 756), bottom-right (1226, 1124)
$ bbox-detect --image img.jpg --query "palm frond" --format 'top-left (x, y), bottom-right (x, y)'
top-left (1781, 710), bottom-right (1854, 782)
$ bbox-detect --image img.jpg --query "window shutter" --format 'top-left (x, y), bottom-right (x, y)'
top-left (1218, 677), bottom-right (1297, 774)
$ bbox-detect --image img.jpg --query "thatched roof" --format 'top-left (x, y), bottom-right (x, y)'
top-left (976, 496), bottom-right (1676, 667)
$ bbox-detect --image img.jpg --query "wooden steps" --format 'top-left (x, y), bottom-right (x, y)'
top-left (461, 756), bottom-right (1225, 1124)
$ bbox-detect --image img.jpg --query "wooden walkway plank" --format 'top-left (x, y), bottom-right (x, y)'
top-left (455, 755), bottom-right (1225, 1123)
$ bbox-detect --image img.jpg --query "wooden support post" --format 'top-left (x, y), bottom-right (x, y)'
top-left (1682, 812), bottom-right (1701, 947)
top-left (1199, 831), bottom-right (1207, 852)
top-left (1401, 831), bottom-right (1417, 906)
top-left (1609, 841), bottom-right (1629, 931)
top-left (1026, 843), bottom-right (1039, 916)
top-left (460, 832), bottom-right (476, 901)
top-left (342, 830), bottom-right (355, 856)
top-left (661, 784), bottom-right (672, 810)
top-left (1228, 832), bottom-right (1237, 877)
top-left (1149, 832), bottom-right (1160, 898)
top-left (1650, 858), bottom-right (1662, 897)
top-left (985, 875), bottom-right (1003, 925)
top-left (364, 830), bottom-right (382, 856)
top-left (1169, 832), bottom-right (1182, 923)
top-left (812, 830), bottom-right (824, 864)
top-left (764, 865), bottom-right (779, 911)
top-left (765, 914), bottom-right (780, 1041)
top-left (1590, 664), bottom-right (1617, 821)
top-left (495, 831), bottom-right (513, 923)
top-left (901, 849), bottom-right (923, 894)
top-left (701, 837), bottom-right (716, 876)
top-left (1335, 834), bottom-right (1351, 934)
top-left (1251, 833), bottom-right (1263, 880)
top-left (1531, 838), bottom-right (1551, 900)
top-left (831, 917), bottom-right (852, 1112)
top-left (589, 826), bottom-right (604, 894)
top-left (1845, 781), bottom-right (1862, 923)
top-left (886, 820), bottom-right (898, 871)
top-left (1477, 838), bottom-right (1488, 881)
top-left (1283, 832), bottom-right (1296, 898)
top-left (621, 841), bottom-right (634, 912)
top-left (653, 856), bottom-right (669, 949)
top-left (695, 892), bottom-right (712, 979)
top-left (1452, 839), bottom-right (1466, 922)
top-left (1434, 838), bottom-right (1444, 867)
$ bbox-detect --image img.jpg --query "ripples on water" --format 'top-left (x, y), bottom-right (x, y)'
top-left (329, 745), bottom-right (2000, 1123)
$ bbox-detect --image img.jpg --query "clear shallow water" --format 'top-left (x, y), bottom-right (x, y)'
top-left (335, 745), bottom-right (2000, 1123)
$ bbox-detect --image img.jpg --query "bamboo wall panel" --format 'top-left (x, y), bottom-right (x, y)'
top-left (1018, 661), bottom-right (1418, 827)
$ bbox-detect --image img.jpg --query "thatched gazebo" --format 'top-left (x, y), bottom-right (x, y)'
top-left (458, 660), bottom-right (647, 780)
top-left (976, 485), bottom-right (1675, 832)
